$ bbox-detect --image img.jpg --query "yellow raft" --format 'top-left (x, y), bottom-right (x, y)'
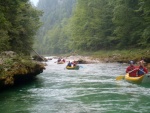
top-left (66, 65), bottom-right (79, 70)
top-left (125, 73), bottom-right (144, 84)
top-left (57, 61), bottom-right (65, 64)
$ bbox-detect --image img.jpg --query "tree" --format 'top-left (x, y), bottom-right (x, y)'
top-left (69, 0), bottom-right (114, 50)
top-left (35, 0), bottom-right (76, 54)
top-left (0, 0), bottom-right (42, 54)
top-left (112, 0), bottom-right (145, 48)
top-left (138, 0), bottom-right (150, 47)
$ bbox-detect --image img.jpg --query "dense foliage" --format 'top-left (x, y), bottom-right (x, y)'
top-left (69, 0), bottom-right (150, 50)
top-left (0, 0), bottom-right (42, 55)
top-left (35, 0), bottom-right (150, 55)
top-left (34, 0), bottom-right (76, 54)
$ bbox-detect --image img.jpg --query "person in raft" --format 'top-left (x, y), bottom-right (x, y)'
top-left (126, 61), bottom-right (138, 77)
top-left (62, 59), bottom-right (65, 63)
top-left (137, 60), bottom-right (148, 76)
top-left (67, 61), bottom-right (72, 67)
top-left (57, 58), bottom-right (61, 62)
top-left (72, 61), bottom-right (76, 66)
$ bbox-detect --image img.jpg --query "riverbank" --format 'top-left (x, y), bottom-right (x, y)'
top-left (74, 49), bottom-right (150, 62)
top-left (0, 51), bottom-right (45, 91)
top-left (54, 49), bottom-right (150, 70)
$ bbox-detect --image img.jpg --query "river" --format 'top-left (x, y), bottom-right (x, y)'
top-left (0, 59), bottom-right (150, 113)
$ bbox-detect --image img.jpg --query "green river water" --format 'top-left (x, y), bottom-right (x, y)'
top-left (0, 59), bottom-right (150, 113)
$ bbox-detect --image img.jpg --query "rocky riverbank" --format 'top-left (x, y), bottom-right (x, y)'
top-left (62, 55), bottom-right (150, 70)
top-left (0, 51), bottom-right (46, 91)
top-left (64, 55), bottom-right (100, 64)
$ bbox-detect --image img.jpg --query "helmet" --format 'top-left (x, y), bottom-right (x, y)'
top-left (130, 61), bottom-right (134, 64)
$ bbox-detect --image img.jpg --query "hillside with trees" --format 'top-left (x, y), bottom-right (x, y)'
top-left (34, 0), bottom-right (76, 54)
top-left (35, 0), bottom-right (150, 55)
top-left (0, 0), bottom-right (42, 55)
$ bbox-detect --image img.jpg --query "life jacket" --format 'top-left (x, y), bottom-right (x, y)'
top-left (138, 66), bottom-right (144, 75)
top-left (126, 65), bottom-right (137, 77)
top-left (67, 62), bottom-right (71, 67)
top-left (128, 66), bottom-right (135, 71)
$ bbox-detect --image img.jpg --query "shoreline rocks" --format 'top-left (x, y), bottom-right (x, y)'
top-left (64, 55), bottom-right (150, 70)
top-left (65, 55), bottom-right (100, 64)
top-left (0, 51), bottom-right (45, 91)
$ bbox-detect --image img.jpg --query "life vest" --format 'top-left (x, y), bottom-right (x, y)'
top-left (138, 67), bottom-right (144, 75)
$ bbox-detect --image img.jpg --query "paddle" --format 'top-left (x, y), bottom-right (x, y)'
top-left (116, 68), bottom-right (138, 81)
top-left (139, 69), bottom-right (146, 73)
top-left (116, 75), bottom-right (125, 81)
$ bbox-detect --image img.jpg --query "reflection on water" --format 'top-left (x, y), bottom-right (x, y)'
top-left (0, 59), bottom-right (150, 113)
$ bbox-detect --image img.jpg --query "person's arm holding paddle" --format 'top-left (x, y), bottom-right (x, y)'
top-left (126, 61), bottom-right (138, 77)
top-left (137, 61), bottom-right (148, 76)
top-left (116, 68), bottom-right (138, 80)
top-left (116, 61), bottom-right (138, 80)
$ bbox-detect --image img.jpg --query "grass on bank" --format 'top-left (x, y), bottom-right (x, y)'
top-left (75, 49), bottom-right (150, 63)
top-left (46, 48), bottom-right (150, 63)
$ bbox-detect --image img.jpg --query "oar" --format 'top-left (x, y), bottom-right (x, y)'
top-left (138, 69), bottom-right (146, 74)
top-left (116, 68), bottom-right (138, 81)
top-left (116, 75), bottom-right (125, 81)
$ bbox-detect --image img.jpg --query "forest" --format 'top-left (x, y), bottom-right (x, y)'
top-left (0, 0), bottom-right (41, 55)
top-left (0, 0), bottom-right (150, 55)
top-left (34, 0), bottom-right (150, 55)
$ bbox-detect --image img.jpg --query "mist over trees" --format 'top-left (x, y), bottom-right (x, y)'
top-left (0, 0), bottom-right (42, 55)
top-left (34, 0), bottom-right (76, 54)
top-left (35, 0), bottom-right (150, 55)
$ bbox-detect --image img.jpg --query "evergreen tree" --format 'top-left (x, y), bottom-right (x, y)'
top-left (69, 0), bottom-right (114, 50)
top-left (35, 0), bottom-right (76, 54)
top-left (138, 0), bottom-right (150, 47)
top-left (0, 0), bottom-right (42, 54)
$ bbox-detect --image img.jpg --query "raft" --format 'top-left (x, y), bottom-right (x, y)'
top-left (57, 61), bottom-right (65, 64)
top-left (125, 73), bottom-right (144, 84)
top-left (66, 65), bottom-right (79, 70)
